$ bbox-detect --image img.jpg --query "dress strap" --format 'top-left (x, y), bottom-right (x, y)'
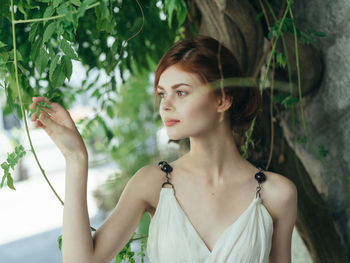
top-left (254, 166), bottom-right (266, 198)
top-left (158, 161), bottom-right (174, 189)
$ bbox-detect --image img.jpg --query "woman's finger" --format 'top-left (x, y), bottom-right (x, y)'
top-left (30, 98), bottom-right (66, 116)
top-left (38, 111), bottom-right (57, 134)
top-left (33, 96), bottom-right (50, 103)
top-left (30, 112), bottom-right (37, 121)
top-left (30, 97), bottom-right (51, 111)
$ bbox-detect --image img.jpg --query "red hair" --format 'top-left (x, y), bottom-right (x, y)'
top-left (153, 35), bottom-right (262, 138)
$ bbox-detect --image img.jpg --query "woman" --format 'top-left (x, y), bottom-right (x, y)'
top-left (29, 35), bottom-right (297, 263)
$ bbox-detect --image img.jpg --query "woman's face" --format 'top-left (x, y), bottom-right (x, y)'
top-left (157, 64), bottom-right (220, 140)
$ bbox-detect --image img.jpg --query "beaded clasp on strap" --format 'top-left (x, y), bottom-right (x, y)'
top-left (254, 166), bottom-right (266, 199)
top-left (158, 161), bottom-right (174, 189)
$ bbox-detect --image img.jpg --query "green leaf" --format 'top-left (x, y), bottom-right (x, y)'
top-left (71, 0), bottom-right (81, 6)
top-left (7, 152), bottom-right (17, 169)
top-left (48, 45), bottom-right (55, 60)
top-left (17, 2), bottom-right (28, 18)
top-left (0, 51), bottom-right (9, 64)
top-left (30, 101), bottom-right (52, 120)
top-left (60, 39), bottom-right (78, 59)
top-left (38, 101), bottom-right (52, 109)
top-left (107, 105), bottom-right (114, 118)
top-left (273, 93), bottom-right (287, 103)
top-left (255, 12), bottom-right (264, 20)
top-left (53, 0), bottom-right (63, 8)
top-left (276, 52), bottom-right (286, 69)
top-left (1, 162), bottom-right (9, 170)
top-left (51, 63), bottom-right (66, 87)
top-left (30, 38), bottom-right (42, 62)
top-left (176, 0), bottom-right (187, 26)
top-left (315, 31), bottom-right (326, 37)
top-left (29, 23), bottom-right (39, 42)
top-left (297, 135), bottom-right (307, 144)
top-left (166, 0), bottom-right (176, 28)
top-left (49, 55), bottom-right (60, 81)
top-left (62, 55), bottom-right (73, 81)
top-left (0, 41), bottom-right (7, 49)
top-left (281, 95), bottom-right (298, 108)
top-left (77, 0), bottom-right (95, 18)
top-left (43, 5), bottom-right (55, 20)
top-left (36, 49), bottom-right (49, 75)
top-left (0, 174), bottom-right (6, 188)
top-left (58, 235), bottom-right (62, 250)
top-left (318, 145), bottom-right (329, 158)
top-left (6, 173), bottom-right (16, 190)
top-left (8, 50), bottom-right (23, 62)
top-left (43, 22), bottom-right (57, 44)
top-left (307, 25), bottom-right (312, 35)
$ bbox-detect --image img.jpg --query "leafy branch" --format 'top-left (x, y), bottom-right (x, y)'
top-left (0, 145), bottom-right (26, 190)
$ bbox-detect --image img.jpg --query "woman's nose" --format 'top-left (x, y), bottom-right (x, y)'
top-left (161, 96), bottom-right (174, 111)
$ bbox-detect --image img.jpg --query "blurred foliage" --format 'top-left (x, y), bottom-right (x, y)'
top-left (0, 0), bottom-right (197, 189)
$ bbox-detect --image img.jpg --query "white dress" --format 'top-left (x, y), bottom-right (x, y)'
top-left (146, 162), bottom-right (274, 263)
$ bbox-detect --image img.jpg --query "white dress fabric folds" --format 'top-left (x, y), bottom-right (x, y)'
top-left (147, 187), bottom-right (273, 263)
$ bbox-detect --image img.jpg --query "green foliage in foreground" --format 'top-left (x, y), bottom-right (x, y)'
top-left (0, 145), bottom-right (26, 190)
top-left (0, 0), bottom-right (197, 261)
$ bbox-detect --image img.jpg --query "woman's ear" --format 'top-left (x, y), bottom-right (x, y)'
top-left (216, 94), bottom-right (233, 113)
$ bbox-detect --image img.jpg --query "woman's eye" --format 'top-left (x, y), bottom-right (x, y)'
top-left (177, 90), bottom-right (187, 96)
top-left (157, 91), bottom-right (187, 99)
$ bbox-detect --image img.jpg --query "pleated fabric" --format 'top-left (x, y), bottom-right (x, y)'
top-left (147, 187), bottom-right (273, 263)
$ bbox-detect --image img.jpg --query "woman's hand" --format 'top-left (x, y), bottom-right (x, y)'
top-left (29, 96), bottom-right (88, 160)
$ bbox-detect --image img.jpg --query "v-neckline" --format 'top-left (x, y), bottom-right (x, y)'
top-left (162, 187), bottom-right (260, 255)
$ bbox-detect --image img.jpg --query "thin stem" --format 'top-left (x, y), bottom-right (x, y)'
top-left (260, 0), bottom-right (292, 93)
top-left (241, 0), bottom-right (292, 161)
top-left (10, 0), bottom-right (63, 205)
top-left (14, 2), bottom-right (100, 24)
top-left (107, 0), bottom-right (144, 73)
top-left (10, 0), bottom-right (100, 229)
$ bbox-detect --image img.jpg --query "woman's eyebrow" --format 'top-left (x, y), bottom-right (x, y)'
top-left (157, 83), bottom-right (192, 90)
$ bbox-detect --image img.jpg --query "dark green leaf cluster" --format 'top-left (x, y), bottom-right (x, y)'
top-left (114, 232), bottom-right (147, 263)
top-left (268, 18), bottom-right (326, 45)
top-left (164, 0), bottom-right (188, 28)
top-left (318, 144), bottom-right (329, 158)
top-left (275, 52), bottom-right (287, 69)
top-left (0, 145), bottom-right (27, 190)
top-left (273, 93), bottom-right (298, 108)
top-left (0, 0), bottom-right (94, 119)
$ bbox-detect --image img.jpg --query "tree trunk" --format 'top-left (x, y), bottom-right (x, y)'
top-left (187, 0), bottom-right (350, 261)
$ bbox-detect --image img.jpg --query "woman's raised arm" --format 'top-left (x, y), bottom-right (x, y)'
top-left (29, 97), bottom-right (151, 263)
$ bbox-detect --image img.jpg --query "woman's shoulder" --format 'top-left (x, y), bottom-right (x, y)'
top-left (261, 170), bottom-right (298, 223)
top-left (131, 163), bottom-right (169, 213)
top-left (133, 163), bottom-right (168, 184)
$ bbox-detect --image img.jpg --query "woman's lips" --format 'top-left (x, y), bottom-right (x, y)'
top-left (165, 120), bottom-right (180, 127)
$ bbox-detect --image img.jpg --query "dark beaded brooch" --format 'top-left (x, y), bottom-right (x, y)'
top-left (254, 168), bottom-right (266, 183)
top-left (158, 161), bottom-right (173, 173)
top-left (254, 166), bottom-right (266, 199)
top-left (158, 161), bottom-right (174, 189)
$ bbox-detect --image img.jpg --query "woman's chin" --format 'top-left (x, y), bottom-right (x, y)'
top-left (167, 133), bottom-right (187, 141)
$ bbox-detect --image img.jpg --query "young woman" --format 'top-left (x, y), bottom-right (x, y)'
top-left (29, 35), bottom-right (297, 263)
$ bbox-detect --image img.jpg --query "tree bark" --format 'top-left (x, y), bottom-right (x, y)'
top-left (186, 0), bottom-right (350, 261)
top-left (252, 92), bottom-right (350, 262)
